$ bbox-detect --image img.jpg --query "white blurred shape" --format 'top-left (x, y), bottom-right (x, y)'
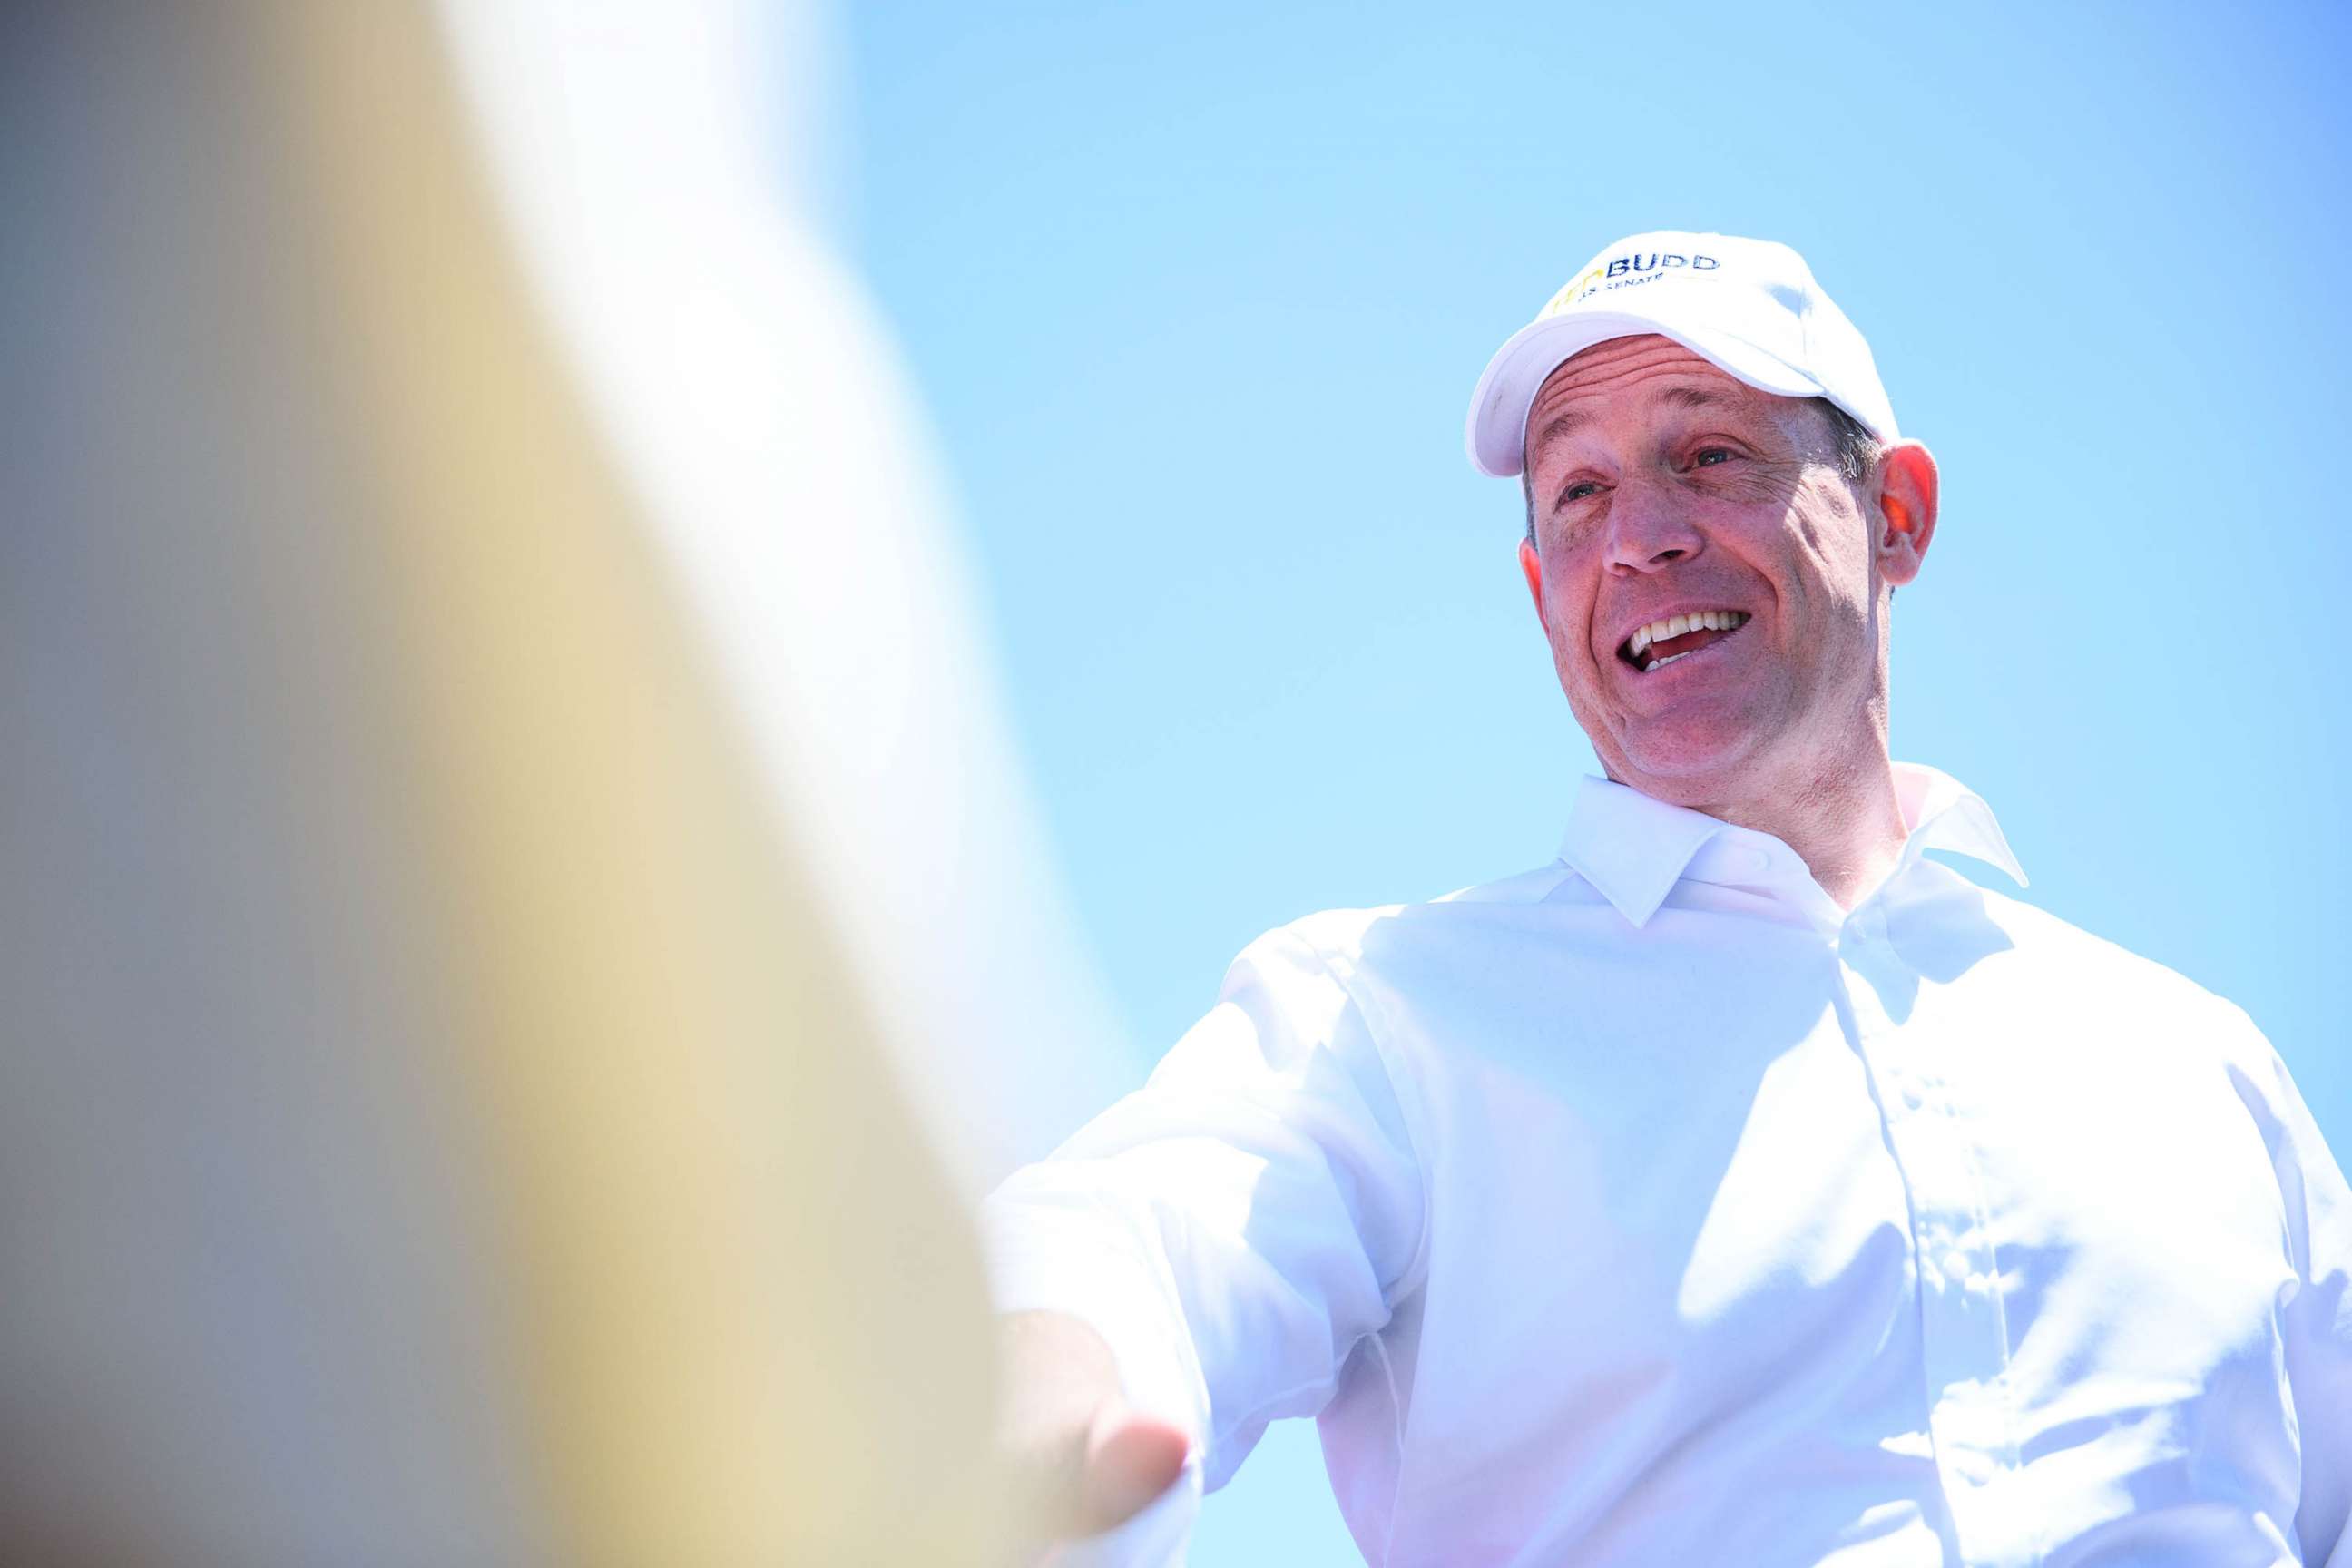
top-left (429, 0), bottom-right (1133, 1185)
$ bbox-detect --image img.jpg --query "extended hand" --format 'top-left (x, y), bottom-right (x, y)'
top-left (998, 1311), bottom-right (1191, 1546)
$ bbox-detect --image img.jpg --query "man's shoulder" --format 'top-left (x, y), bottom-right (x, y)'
top-left (1970, 881), bottom-right (2266, 1041)
top-left (1240, 858), bottom-right (1586, 974)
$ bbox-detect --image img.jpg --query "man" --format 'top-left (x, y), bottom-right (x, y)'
top-left (988, 232), bottom-right (2352, 1565)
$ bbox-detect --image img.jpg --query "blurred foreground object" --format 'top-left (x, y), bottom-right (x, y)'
top-left (2, 4), bottom-right (1024, 1561)
top-left (430, 0), bottom-right (1131, 1190)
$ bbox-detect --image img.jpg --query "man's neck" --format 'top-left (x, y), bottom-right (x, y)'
top-left (1617, 740), bottom-right (1911, 912)
top-left (1705, 753), bottom-right (1910, 911)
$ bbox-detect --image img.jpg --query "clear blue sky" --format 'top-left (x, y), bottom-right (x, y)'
top-left (842, 4), bottom-right (2351, 1559)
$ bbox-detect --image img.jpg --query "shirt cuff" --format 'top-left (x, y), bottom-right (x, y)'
top-left (982, 1191), bottom-right (1210, 1440)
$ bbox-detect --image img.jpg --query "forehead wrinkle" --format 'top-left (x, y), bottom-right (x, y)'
top-left (1526, 355), bottom-right (1760, 471)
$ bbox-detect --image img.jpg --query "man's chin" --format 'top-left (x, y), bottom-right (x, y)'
top-left (1604, 728), bottom-right (1763, 799)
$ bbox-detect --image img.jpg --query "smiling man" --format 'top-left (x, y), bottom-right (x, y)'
top-left (1510, 326), bottom-right (1934, 908)
top-left (987, 232), bottom-right (2352, 1566)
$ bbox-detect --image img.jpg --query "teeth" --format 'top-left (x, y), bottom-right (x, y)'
top-left (1627, 611), bottom-right (1740, 662)
top-left (1624, 610), bottom-right (1749, 665)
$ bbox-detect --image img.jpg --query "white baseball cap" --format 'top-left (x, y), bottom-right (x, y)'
top-left (1464, 231), bottom-right (1898, 478)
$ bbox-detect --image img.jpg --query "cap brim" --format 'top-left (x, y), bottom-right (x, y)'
top-left (1464, 310), bottom-right (1828, 478)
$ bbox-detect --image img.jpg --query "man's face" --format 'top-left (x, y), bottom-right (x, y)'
top-left (1515, 335), bottom-right (1933, 808)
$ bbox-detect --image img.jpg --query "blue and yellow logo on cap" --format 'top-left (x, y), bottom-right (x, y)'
top-left (1540, 250), bottom-right (1720, 318)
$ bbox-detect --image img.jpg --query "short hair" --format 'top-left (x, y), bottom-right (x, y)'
top-left (1815, 397), bottom-right (1881, 485)
top-left (1520, 396), bottom-right (1882, 543)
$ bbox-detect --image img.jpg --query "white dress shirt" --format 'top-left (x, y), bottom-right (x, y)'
top-left (985, 765), bottom-right (2352, 1567)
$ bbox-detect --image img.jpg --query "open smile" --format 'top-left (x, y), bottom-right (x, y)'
top-left (1615, 610), bottom-right (1751, 675)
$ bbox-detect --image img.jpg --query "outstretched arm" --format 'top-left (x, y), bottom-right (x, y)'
top-left (984, 925), bottom-right (1430, 1560)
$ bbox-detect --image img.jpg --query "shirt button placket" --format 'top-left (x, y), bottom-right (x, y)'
top-left (1837, 911), bottom-right (2017, 1562)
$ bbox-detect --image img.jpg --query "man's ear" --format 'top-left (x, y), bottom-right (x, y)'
top-left (1518, 537), bottom-right (1549, 632)
top-left (1872, 441), bottom-right (1939, 588)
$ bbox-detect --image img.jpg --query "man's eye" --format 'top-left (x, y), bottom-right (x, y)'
top-left (1692, 447), bottom-right (1734, 467)
top-left (1562, 481), bottom-right (1600, 503)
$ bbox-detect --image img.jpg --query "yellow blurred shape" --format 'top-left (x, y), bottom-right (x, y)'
top-left (2, 4), bottom-right (1008, 1562)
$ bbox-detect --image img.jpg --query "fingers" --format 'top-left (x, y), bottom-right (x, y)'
top-left (1071, 1401), bottom-right (1190, 1536)
top-left (995, 1311), bottom-right (1191, 1550)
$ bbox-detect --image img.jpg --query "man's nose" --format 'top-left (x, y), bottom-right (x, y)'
top-left (1603, 475), bottom-right (1705, 574)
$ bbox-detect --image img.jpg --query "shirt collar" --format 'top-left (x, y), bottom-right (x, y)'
top-left (1556, 761), bottom-right (2027, 928)
top-left (1555, 775), bottom-right (1733, 928)
top-left (1887, 761), bottom-right (2028, 890)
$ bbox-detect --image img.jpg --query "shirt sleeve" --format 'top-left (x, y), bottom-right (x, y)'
top-left (981, 924), bottom-right (1428, 1552)
top-left (2231, 1014), bottom-right (2352, 1567)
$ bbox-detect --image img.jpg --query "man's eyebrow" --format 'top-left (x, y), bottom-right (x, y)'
top-left (1528, 408), bottom-right (1588, 454)
top-left (1656, 386), bottom-right (1738, 413)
